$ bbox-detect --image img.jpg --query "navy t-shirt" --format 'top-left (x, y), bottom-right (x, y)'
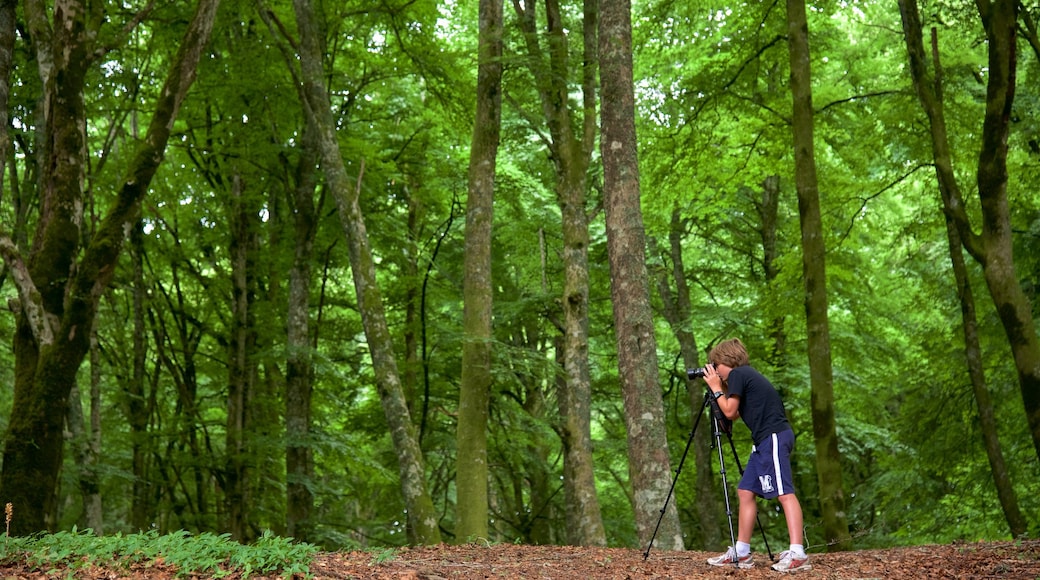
top-left (726, 365), bottom-right (790, 445)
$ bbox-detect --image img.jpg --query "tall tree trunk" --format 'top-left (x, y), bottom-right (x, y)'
top-left (964, 0), bottom-right (1040, 468)
top-left (0, 0), bottom-right (220, 535)
top-left (226, 173), bottom-right (260, 541)
top-left (403, 193), bottom-right (423, 418)
top-left (128, 222), bottom-right (152, 531)
top-left (85, 330), bottom-right (103, 530)
top-left (599, 0), bottom-right (683, 551)
top-left (512, 0), bottom-right (606, 546)
top-left (285, 123), bottom-right (320, 543)
top-left (290, 0), bottom-right (441, 545)
top-left (65, 332), bottom-right (102, 533)
top-left (898, 0), bottom-right (1029, 536)
top-left (0, 0), bottom-right (11, 207)
top-left (755, 175), bottom-right (788, 372)
top-left (945, 212), bottom-right (1027, 536)
top-left (456, 0), bottom-right (503, 541)
top-left (786, 0), bottom-right (852, 550)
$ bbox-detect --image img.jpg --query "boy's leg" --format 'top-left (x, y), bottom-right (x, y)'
top-left (707, 472), bottom-right (759, 567)
top-left (737, 488), bottom-right (757, 543)
top-left (771, 492), bottom-right (810, 572)
top-left (777, 492), bottom-right (804, 545)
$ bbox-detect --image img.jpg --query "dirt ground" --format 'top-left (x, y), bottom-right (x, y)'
top-left (309, 540), bottom-right (1040, 579)
top-left (2, 539), bottom-right (1037, 579)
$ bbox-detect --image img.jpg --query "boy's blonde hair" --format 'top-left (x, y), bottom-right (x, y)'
top-left (709, 338), bottom-right (749, 368)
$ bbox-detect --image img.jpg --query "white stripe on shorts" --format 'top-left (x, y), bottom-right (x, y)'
top-left (771, 432), bottom-right (786, 495)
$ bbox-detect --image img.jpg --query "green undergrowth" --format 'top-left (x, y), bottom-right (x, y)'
top-left (0, 528), bottom-right (318, 578)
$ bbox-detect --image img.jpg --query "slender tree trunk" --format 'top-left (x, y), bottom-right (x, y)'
top-left (512, 0), bottom-right (606, 546)
top-left (65, 333), bottom-right (102, 534)
top-left (1019, 7), bottom-right (1040, 66)
top-left (0, 0), bottom-right (220, 534)
top-left (0, 0), bottom-right (11, 204)
top-left (128, 222), bottom-right (152, 531)
top-left (404, 193), bottom-right (423, 418)
top-left (600, 0), bottom-right (683, 551)
top-left (898, 0), bottom-right (1029, 536)
top-left (965, 0), bottom-right (1040, 467)
top-left (456, 0), bottom-right (503, 541)
top-left (755, 175), bottom-right (788, 372)
top-left (225, 173), bottom-right (260, 541)
top-left (946, 213), bottom-right (1027, 536)
top-left (291, 0), bottom-right (441, 545)
top-left (86, 330), bottom-right (103, 530)
top-left (786, 0), bottom-right (852, 550)
top-left (285, 123), bottom-right (320, 542)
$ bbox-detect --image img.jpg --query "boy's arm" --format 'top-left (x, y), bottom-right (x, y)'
top-left (713, 391), bottom-right (741, 420)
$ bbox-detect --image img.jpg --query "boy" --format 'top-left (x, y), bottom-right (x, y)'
top-left (702, 338), bottom-right (811, 573)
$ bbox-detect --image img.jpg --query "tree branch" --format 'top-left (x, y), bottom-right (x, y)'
top-left (0, 235), bottom-right (53, 345)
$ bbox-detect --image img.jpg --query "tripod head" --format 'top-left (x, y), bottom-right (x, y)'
top-left (687, 368), bottom-right (733, 435)
top-left (705, 388), bottom-right (733, 434)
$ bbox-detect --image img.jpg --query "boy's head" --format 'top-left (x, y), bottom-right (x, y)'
top-left (709, 338), bottom-right (749, 368)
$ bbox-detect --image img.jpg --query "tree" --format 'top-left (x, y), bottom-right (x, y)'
top-left (955, 0), bottom-right (1040, 468)
top-left (0, 0), bottom-right (11, 210)
top-left (225, 172), bottom-right (262, 541)
top-left (0, 0), bottom-right (221, 535)
top-left (456, 0), bottom-right (503, 541)
top-left (125, 223), bottom-right (152, 532)
top-left (599, 0), bottom-right (682, 551)
top-left (785, 0), bottom-right (852, 550)
top-left (510, 0), bottom-right (606, 546)
top-left (898, 0), bottom-right (1027, 536)
top-left (283, 121), bottom-right (321, 543)
top-left (289, 0), bottom-right (441, 545)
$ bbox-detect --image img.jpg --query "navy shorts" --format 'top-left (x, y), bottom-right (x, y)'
top-left (738, 429), bottom-right (796, 499)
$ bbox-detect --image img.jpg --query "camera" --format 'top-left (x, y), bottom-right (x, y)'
top-left (687, 364), bottom-right (715, 379)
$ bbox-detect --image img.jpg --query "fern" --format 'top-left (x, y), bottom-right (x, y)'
top-left (0, 529), bottom-right (318, 579)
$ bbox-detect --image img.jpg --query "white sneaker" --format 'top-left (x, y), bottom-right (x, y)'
top-left (771, 549), bottom-right (811, 573)
top-left (706, 546), bottom-right (754, 568)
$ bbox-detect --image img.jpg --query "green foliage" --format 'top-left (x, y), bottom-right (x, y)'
top-left (0, 529), bottom-right (317, 578)
top-left (368, 547), bottom-right (398, 564)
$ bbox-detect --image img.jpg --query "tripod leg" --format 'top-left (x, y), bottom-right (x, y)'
top-left (712, 416), bottom-right (739, 566)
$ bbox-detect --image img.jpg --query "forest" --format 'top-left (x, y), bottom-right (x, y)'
top-left (0, 0), bottom-right (1037, 558)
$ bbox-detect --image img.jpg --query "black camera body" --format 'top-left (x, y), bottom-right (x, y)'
top-left (687, 363), bottom-right (715, 379)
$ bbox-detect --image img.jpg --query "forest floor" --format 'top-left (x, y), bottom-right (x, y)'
top-left (1, 539), bottom-right (1038, 579)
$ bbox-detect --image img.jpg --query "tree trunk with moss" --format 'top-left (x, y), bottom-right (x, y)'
top-left (290, 0), bottom-right (441, 545)
top-left (284, 123), bottom-right (320, 543)
top-left (786, 0), bottom-right (852, 550)
top-left (898, 0), bottom-right (1028, 536)
top-left (600, 0), bottom-right (683, 551)
top-left (455, 0), bottom-right (503, 542)
top-left (512, 0), bottom-right (605, 546)
top-left (0, 0), bottom-right (220, 535)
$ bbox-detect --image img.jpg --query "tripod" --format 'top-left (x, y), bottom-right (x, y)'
top-left (642, 384), bottom-right (774, 565)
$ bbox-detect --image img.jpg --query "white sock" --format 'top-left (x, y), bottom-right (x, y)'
top-left (736, 541), bottom-right (751, 557)
top-left (789, 543), bottom-right (805, 556)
